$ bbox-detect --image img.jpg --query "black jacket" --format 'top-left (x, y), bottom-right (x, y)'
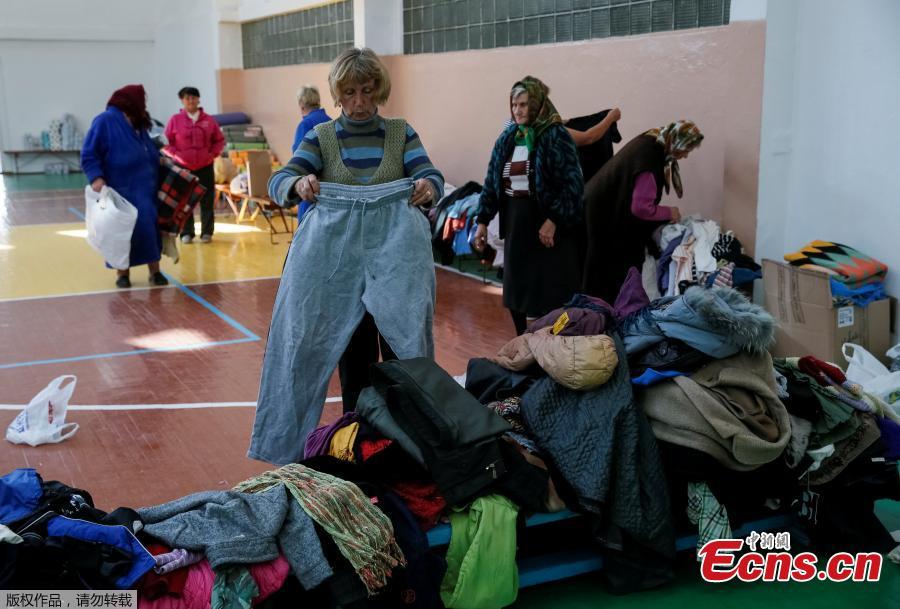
top-left (362, 358), bottom-right (548, 508)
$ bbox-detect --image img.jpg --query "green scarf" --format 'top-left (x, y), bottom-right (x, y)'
top-left (511, 76), bottom-right (562, 152)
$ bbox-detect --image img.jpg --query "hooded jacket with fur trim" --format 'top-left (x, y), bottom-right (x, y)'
top-left (619, 286), bottom-right (776, 358)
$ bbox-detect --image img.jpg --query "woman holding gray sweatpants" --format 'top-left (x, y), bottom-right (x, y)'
top-left (249, 48), bottom-right (444, 465)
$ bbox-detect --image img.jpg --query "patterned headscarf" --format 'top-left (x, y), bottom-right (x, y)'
top-left (510, 76), bottom-right (562, 152)
top-left (107, 84), bottom-right (151, 131)
top-left (645, 120), bottom-right (703, 198)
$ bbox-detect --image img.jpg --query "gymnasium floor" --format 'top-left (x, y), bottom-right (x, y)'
top-left (0, 174), bottom-right (896, 606)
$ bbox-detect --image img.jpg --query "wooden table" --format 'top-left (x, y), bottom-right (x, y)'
top-left (215, 184), bottom-right (295, 244)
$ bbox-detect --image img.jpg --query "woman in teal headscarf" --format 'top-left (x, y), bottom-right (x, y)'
top-left (473, 77), bottom-right (584, 335)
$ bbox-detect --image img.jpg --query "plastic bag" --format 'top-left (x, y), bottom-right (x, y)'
top-left (6, 376), bottom-right (79, 446)
top-left (214, 157), bottom-right (238, 184)
top-left (843, 343), bottom-right (900, 405)
top-left (160, 232), bottom-right (180, 264)
top-left (84, 185), bottom-right (138, 270)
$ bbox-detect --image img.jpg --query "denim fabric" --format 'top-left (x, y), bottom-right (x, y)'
top-left (250, 178), bottom-right (436, 465)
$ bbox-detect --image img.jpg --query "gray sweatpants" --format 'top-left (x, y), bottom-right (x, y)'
top-left (249, 178), bottom-right (436, 465)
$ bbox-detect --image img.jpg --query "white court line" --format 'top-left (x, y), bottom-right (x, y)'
top-left (5, 196), bottom-right (83, 204)
top-left (434, 263), bottom-right (502, 287)
top-left (0, 259), bottom-right (493, 305)
top-left (0, 397), bottom-right (342, 411)
top-left (0, 285), bottom-right (162, 303)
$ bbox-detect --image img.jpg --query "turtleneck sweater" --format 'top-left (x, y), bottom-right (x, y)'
top-left (270, 112), bottom-right (444, 206)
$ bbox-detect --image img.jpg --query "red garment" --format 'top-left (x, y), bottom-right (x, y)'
top-left (163, 109), bottom-right (226, 171)
top-left (139, 556), bottom-right (290, 609)
top-left (107, 84), bottom-right (151, 130)
top-left (442, 212), bottom-right (468, 242)
top-left (798, 356), bottom-right (847, 386)
top-left (139, 543), bottom-right (188, 600)
top-left (359, 438), bottom-right (393, 461)
top-left (388, 480), bottom-right (446, 531)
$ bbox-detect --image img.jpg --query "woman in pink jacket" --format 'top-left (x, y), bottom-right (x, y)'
top-left (163, 87), bottom-right (225, 243)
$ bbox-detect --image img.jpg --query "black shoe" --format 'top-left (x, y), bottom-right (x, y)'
top-left (150, 272), bottom-right (169, 286)
top-left (115, 275), bottom-right (131, 289)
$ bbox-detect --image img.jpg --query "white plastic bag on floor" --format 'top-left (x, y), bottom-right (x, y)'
top-left (160, 231), bottom-right (180, 264)
top-left (84, 185), bottom-right (137, 270)
top-left (6, 375), bottom-right (79, 446)
top-left (843, 343), bottom-right (900, 404)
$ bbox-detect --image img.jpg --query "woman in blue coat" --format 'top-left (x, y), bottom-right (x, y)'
top-left (81, 84), bottom-right (167, 288)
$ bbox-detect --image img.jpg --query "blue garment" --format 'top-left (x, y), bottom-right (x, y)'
top-left (47, 515), bottom-right (156, 588)
top-left (0, 468), bottom-right (42, 524)
top-left (81, 107), bottom-right (161, 267)
top-left (731, 267), bottom-right (762, 287)
top-left (620, 287), bottom-right (775, 358)
top-left (251, 179), bottom-right (436, 465)
top-left (631, 368), bottom-right (685, 386)
top-left (658, 235), bottom-right (684, 293)
top-left (452, 215), bottom-right (474, 256)
top-left (292, 107), bottom-right (331, 153)
top-left (829, 277), bottom-right (886, 307)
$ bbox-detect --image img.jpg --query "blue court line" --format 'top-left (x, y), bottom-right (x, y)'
top-left (0, 338), bottom-right (256, 370)
top-left (164, 273), bottom-right (261, 341)
top-left (68, 206), bottom-right (85, 220)
top-left (0, 274), bottom-right (261, 369)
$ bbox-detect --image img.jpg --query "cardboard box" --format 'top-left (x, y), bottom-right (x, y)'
top-left (245, 150), bottom-right (272, 198)
top-left (762, 259), bottom-right (891, 365)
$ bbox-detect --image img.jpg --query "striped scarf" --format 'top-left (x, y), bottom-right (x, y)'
top-left (234, 464), bottom-right (405, 594)
top-left (646, 120), bottom-right (704, 198)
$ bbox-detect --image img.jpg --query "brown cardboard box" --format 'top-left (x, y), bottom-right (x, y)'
top-left (762, 259), bottom-right (891, 365)
top-left (245, 150), bottom-right (272, 198)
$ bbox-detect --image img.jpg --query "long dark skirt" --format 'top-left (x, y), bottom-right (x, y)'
top-left (502, 195), bottom-right (580, 318)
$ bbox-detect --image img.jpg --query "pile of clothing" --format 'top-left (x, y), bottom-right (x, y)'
top-left (773, 357), bottom-right (900, 554)
top-left (465, 283), bottom-right (678, 592)
top-left (785, 240), bottom-right (888, 307)
top-left (0, 462), bottom-right (423, 607)
top-left (656, 217), bottom-right (761, 297)
top-left (1, 356), bottom-right (565, 607)
top-left (613, 268), bottom-right (899, 560)
top-left (428, 182), bottom-right (483, 265)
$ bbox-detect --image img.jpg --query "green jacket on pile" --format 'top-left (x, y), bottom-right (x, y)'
top-left (441, 495), bottom-right (519, 609)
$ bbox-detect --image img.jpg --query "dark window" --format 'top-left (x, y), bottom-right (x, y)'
top-left (403, 0), bottom-right (729, 54)
top-left (242, 0), bottom-right (355, 68)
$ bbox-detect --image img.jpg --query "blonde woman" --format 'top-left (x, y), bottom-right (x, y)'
top-left (252, 48), bottom-right (444, 465)
top-left (291, 85), bottom-right (330, 152)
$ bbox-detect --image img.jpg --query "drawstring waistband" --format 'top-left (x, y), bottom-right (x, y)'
top-left (321, 179), bottom-right (414, 282)
top-left (328, 199), bottom-right (367, 281)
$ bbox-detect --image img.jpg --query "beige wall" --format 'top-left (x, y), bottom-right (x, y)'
top-left (219, 20), bottom-right (765, 251)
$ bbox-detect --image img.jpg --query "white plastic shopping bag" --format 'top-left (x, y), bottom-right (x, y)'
top-left (842, 343), bottom-right (900, 405)
top-left (6, 376), bottom-right (79, 446)
top-left (84, 185), bottom-right (138, 270)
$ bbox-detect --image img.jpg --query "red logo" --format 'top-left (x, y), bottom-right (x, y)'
top-left (698, 535), bottom-right (882, 583)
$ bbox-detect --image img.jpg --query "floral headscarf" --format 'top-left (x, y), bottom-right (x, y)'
top-left (510, 76), bottom-right (562, 152)
top-left (645, 120), bottom-right (703, 198)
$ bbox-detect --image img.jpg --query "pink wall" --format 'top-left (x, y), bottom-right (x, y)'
top-left (219, 21), bottom-right (765, 251)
